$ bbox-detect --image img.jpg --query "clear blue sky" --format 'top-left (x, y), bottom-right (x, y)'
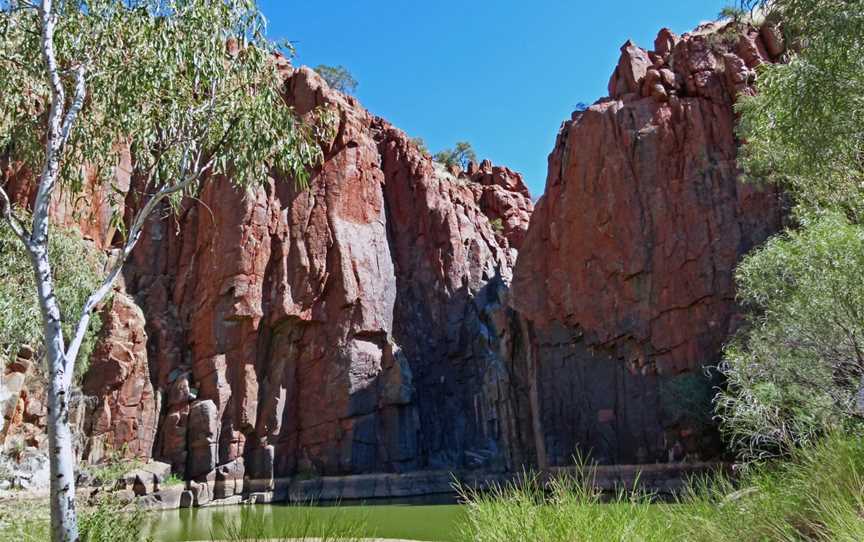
top-left (260, 1), bottom-right (727, 196)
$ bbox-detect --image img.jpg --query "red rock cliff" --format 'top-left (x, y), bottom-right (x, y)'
top-left (510, 21), bottom-right (784, 465)
top-left (2, 19), bottom-right (788, 484)
top-left (113, 65), bottom-right (534, 482)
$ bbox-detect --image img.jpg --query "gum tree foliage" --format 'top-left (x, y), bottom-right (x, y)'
top-left (717, 0), bottom-right (864, 461)
top-left (313, 64), bottom-right (358, 94)
top-left (0, 220), bottom-right (103, 380)
top-left (0, 1), bottom-right (331, 540)
top-left (736, 0), bottom-right (864, 222)
top-left (717, 215), bottom-right (864, 460)
top-left (434, 141), bottom-right (477, 170)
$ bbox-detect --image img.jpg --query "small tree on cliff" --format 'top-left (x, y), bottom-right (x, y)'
top-left (313, 64), bottom-right (358, 94)
top-left (0, 1), bottom-right (330, 540)
top-left (434, 141), bottom-right (477, 170)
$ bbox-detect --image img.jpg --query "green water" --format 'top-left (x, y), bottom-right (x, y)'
top-left (147, 503), bottom-right (465, 541)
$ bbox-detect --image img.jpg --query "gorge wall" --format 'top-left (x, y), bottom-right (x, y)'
top-left (1, 19), bottom-right (785, 489)
top-left (511, 21), bottom-right (785, 465)
top-left (82, 64), bottom-right (537, 483)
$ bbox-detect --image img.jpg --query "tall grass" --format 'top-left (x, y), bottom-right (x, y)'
top-left (457, 432), bottom-right (864, 542)
top-left (456, 469), bottom-right (684, 542)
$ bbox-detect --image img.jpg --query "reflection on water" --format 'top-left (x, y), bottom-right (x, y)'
top-left (146, 502), bottom-right (465, 541)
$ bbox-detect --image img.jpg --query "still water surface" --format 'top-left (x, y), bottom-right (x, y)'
top-left (147, 503), bottom-right (465, 541)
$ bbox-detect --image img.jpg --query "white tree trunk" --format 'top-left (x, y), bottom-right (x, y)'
top-left (31, 246), bottom-right (79, 542)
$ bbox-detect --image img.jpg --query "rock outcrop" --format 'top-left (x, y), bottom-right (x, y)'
top-left (81, 292), bottom-right (158, 463)
top-left (510, 21), bottom-right (785, 465)
top-left (113, 64), bottom-right (534, 483)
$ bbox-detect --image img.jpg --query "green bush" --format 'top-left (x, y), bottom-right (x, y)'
top-left (0, 219), bottom-right (104, 380)
top-left (0, 494), bottom-right (151, 542)
top-left (313, 64), bottom-right (358, 94)
top-left (434, 141), bottom-right (477, 170)
top-left (716, 214), bottom-right (864, 460)
top-left (660, 371), bottom-right (718, 432)
top-left (676, 432), bottom-right (864, 542)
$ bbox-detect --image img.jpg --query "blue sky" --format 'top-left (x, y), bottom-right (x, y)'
top-left (260, 1), bottom-right (727, 196)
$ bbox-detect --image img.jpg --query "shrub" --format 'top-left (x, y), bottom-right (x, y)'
top-left (434, 141), bottom-right (477, 170)
top-left (313, 64), bottom-right (358, 94)
top-left (0, 219), bottom-right (104, 381)
top-left (660, 371), bottom-right (718, 432)
top-left (411, 136), bottom-right (430, 156)
top-left (79, 496), bottom-right (153, 542)
top-left (716, 214), bottom-right (864, 460)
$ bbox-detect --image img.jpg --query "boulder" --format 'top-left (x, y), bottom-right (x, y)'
top-left (214, 457), bottom-right (245, 499)
top-left (608, 40), bottom-right (652, 97)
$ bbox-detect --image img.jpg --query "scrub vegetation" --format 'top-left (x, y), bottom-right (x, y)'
top-left (0, 219), bottom-right (103, 381)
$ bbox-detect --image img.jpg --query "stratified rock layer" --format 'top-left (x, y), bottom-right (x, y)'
top-left (511, 22), bottom-right (784, 465)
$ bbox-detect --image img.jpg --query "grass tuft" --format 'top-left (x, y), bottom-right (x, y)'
top-left (457, 432), bottom-right (864, 542)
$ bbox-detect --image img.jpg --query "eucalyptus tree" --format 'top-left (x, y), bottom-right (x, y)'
top-left (717, 0), bottom-right (864, 460)
top-left (434, 141), bottom-right (477, 171)
top-left (736, 0), bottom-right (864, 222)
top-left (313, 64), bottom-right (358, 94)
top-left (0, 1), bottom-right (330, 539)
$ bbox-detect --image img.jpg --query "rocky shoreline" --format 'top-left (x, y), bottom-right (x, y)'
top-left (104, 461), bottom-right (722, 511)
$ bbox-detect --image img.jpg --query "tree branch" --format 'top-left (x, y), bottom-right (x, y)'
top-left (0, 184), bottom-right (32, 245)
top-left (63, 171), bottom-right (198, 386)
top-left (58, 63), bottom-right (86, 150)
top-left (30, 0), bottom-right (64, 246)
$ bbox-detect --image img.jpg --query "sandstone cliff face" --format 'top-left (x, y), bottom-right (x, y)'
top-left (113, 65), bottom-right (534, 480)
top-left (510, 22), bottom-right (785, 465)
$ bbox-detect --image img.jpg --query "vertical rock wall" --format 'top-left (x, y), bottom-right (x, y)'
top-left (117, 66), bottom-right (534, 481)
top-left (510, 22), bottom-right (785, 465)
top-left (2, 19), bottom-right (789, 484)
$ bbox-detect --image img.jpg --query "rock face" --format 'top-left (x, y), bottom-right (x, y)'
top-left (510, 22), bottom-right (785, 465)
top-left (1, 19), bottom-right (787, 490)
top-left (115, 65), bottom-right (534, 480)
top-left (81, 292), bottom-right (158, 463)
